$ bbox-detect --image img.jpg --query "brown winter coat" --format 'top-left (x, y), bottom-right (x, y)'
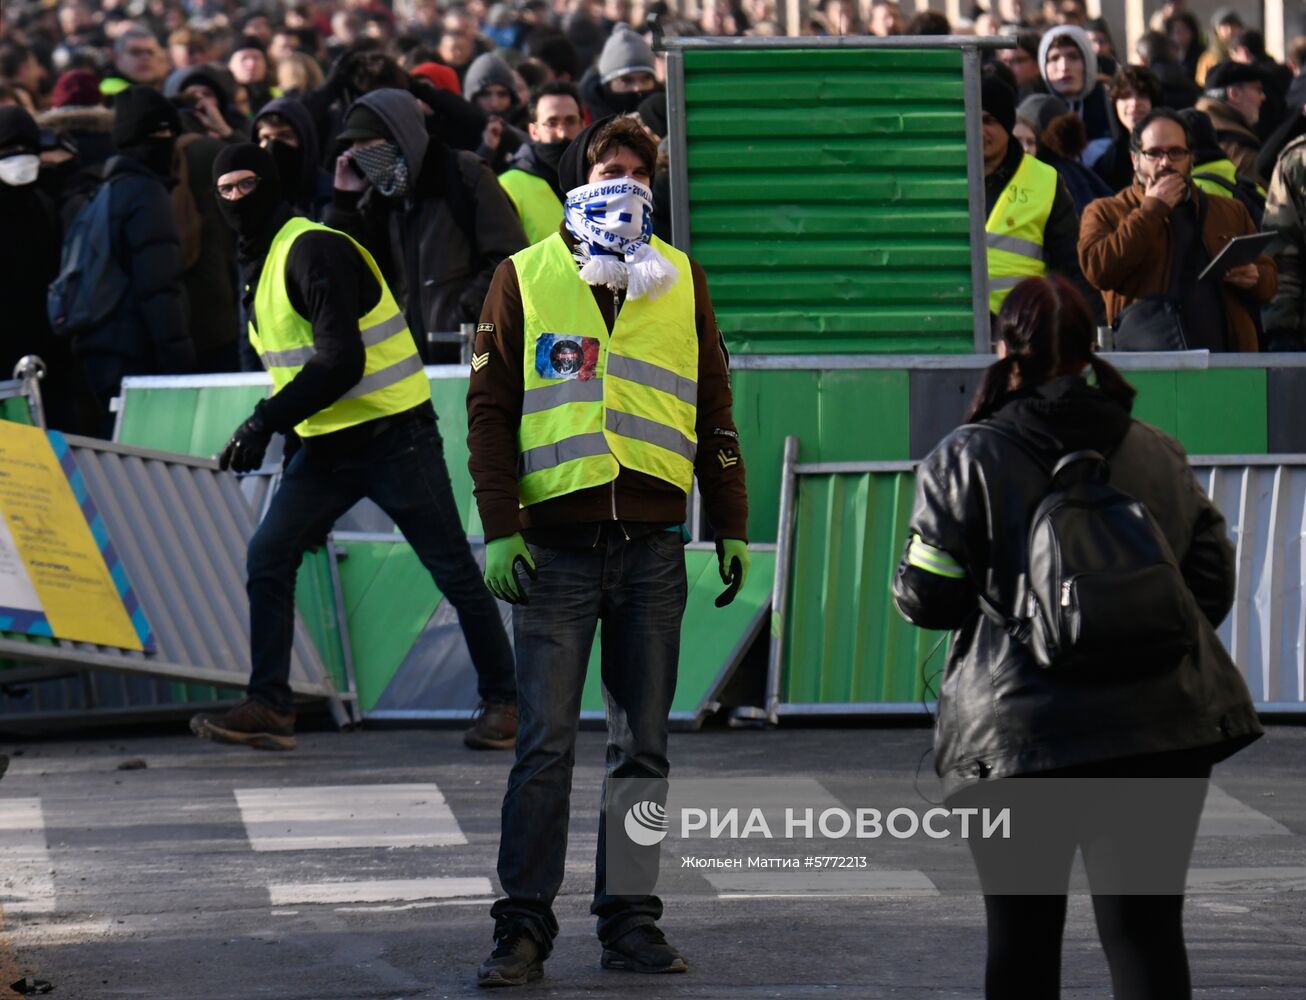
top-left (1195, 96), bottom-right (1266, 188)
top-left (1079, 183), bottom-right (1277, 351)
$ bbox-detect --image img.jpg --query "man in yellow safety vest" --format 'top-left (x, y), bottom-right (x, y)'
top-left (189, 143), bottom-right (517, 752)
top-left (468, 116), bottom-right (750, 986)
top-left (498, 81), bottom-right (585, 245)
top-left (982, 72), bottom-right (1095, 326)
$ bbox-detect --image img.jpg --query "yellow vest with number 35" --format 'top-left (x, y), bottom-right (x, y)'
top-left (985, 153), bottom-right (1057, 314)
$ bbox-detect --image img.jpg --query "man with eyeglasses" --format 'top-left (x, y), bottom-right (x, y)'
top-left (498, 82), bottom-right (585, 244)
top-left (190, 142), bottom-right (516, 752)
top-left (995, 32), bottom-right (1044, 99)
top-left (1080, 109), bottom-right (1276, 352)
top-left (102, 27), bottom-right (168, 97)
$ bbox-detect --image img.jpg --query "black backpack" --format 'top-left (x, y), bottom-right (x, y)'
top-left (1193, 170), bottom-right (1266, 228)
top-left (980, 439), bottom-right (1199, 674)
top-left (46, 175), bottom-right (129, 338)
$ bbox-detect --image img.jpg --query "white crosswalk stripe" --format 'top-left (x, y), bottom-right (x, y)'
top-left (0, 798), bottom-right (55, 914)
top-left (235, 783), bottom-right (468, 851)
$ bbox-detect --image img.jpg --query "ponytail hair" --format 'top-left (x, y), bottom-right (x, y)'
top-left (965, 275), bottom-right (1134, 423)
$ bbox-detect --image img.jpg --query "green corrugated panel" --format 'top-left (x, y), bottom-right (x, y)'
top-left (684, 47), bottom-right (973, 354)
top-left (579, 549), bottom-right (775, 718)
top-left (782, 471), bottom-right (946, 704)
top-left (335, 540), bottom-right (442, 712)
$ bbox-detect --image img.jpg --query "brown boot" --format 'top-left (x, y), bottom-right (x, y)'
top-left (190, 699), bottom-right (297, 751)
top-left (464, 700), bottom-right (517, 750)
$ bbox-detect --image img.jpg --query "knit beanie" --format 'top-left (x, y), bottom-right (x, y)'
top-left (111, 85), bottom-right (182, 149)
top-left (598, 24), bottom-right (657, 85)
top-left (0, 106), bottom-right (40, 153)
top-left (411, 62), bottom-right (461, 96)
top-left (50, 69), bottom-right (102, 109)
top-left (462, 52), bottom-right (517, 101)
top-left (982, 74), bottom-right (1017, 134)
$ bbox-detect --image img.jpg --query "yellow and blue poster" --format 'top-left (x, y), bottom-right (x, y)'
top-left (0, 426), bottom-right (153, 651)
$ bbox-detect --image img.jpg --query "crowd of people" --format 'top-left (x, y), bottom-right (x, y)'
top-left (1, 0), bottom-right (1305, 436)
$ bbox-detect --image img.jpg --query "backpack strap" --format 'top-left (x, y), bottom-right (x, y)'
top-left (1192, 171), bottom-right (1237, 196)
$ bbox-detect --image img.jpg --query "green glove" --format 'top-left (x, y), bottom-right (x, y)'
top-left (485, 533), bottom-right (537, 605)
top-left (715, 538), bottom-right (750, 607)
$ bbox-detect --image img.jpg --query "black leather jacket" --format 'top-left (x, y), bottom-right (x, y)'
top-left (893, 376), bottom-right (1262, 798)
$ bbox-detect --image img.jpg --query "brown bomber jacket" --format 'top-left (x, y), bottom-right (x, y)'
top-left (466, 227), bottom-right (748, 543)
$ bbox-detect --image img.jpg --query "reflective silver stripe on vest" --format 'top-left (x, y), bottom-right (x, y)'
top-left (262, 344), bottom-right (315, 368)
top-left (518, 431), bottom-right (610, 477)
top-left (361, 312), bottom-right (409, 347)
top-left (606, 353), bottom-right (698, 406)
top-left (986, 232), bottom-right (1045, 261)
top-left (988, 275), bottom-right (1026, 292)
top-left (605, 409), bottom-right (696, 463)
top-left (260, 314), bottom-right (409, 368)
top-left (340, 352), bottom-right (425, 400)
top-left (521, 377), bottom-right (606, 415)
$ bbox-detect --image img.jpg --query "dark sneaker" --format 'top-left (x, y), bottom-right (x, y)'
top-left (600, 924), bottom-right (688, 974)
top-left (190, 699), bottom-right (297, 751)
top-left (477, 925), bottom-right (543, 988)
top-left (464, 701), bottom-right (518, 750)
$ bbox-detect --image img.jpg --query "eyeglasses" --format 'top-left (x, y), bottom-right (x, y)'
top-left (215, 175), bottom-right (259, 199)
top-left (1138, 147), bottom-right (1191, 163)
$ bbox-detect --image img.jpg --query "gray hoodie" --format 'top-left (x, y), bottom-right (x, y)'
top-left (324, 88), bottom-right (527, 358)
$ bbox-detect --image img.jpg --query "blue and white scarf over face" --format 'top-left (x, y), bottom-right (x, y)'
top-left (563, 177), bottom-right (679, 300)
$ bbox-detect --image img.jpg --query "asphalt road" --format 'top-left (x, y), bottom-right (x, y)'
top-left (0, 723), bottom-right (1302, 999)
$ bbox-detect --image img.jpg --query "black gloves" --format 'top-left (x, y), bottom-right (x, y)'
top-left (218, 403), bottom-right (274, 474)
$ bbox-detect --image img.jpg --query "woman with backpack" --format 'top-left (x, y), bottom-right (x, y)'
top-left (892, 274), bottom-right (1262, 999)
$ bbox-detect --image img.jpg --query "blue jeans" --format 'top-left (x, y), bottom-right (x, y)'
top-left (490, 527), bottom-right (686, 953)
top-left (245, 413), bottom-right (515, 712)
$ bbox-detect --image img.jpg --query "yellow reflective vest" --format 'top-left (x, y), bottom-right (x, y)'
top-left (1193, 158), bottom-right (1266, 199)
top-left (499, 169), bottom-right (564, 246)
top-left (250, 217), bottom-right (429, 438)
top-left (513, 232), bottom-right (697, 507)
top-left (985, 153), bottom-right (1058, 314)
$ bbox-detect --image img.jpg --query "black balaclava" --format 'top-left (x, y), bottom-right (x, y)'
top-left (263, 140), bottom-right (303, 203)
top-left (112, 85), bottom-right (182, 178)
top-left (212, 142), bottom-right (288, 258)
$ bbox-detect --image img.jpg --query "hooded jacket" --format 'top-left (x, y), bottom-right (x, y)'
top-left (36, 105), bottom-right (115, 170)
top-left (76, 154), bottom-right (194, 373)
top-left (163, 65), bottom-right (249, 139)
top-left (253, 97), bottom-right (331, 218)
top-left (463, 53), bottom-right (529, 173)
top-left (322, 88), bottom-right (528, 362)
top-left (1037, 25), bottom-right (1111, 142)
top-left (893, 376), bottom-right (1263, 798)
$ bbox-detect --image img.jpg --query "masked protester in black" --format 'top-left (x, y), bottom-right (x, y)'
top-left (75, 86), bottom-right (193, 432)
top-left (193, 142), bottom-right (517, 754)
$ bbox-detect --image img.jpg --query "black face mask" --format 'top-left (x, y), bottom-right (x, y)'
top-left (124, 135), bottom-right (176, 178)
top-left (603, 87), bottom-right (649, 115)
top-left (263, 139), bottom-right (303, 201)
top-left (215, 173), bottom-right (283, 253)
top-left (533, 139), bottom-right (570, 172)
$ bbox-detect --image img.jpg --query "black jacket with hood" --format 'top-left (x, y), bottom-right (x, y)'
top-left (253, 97), bottom-right (332, 219)
top-left (75, 154), bottom-right (194, 374)
top-left (323, 88), bottom-right (528, 362)
top-left (893, 376), bottom-right (1262, 799)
